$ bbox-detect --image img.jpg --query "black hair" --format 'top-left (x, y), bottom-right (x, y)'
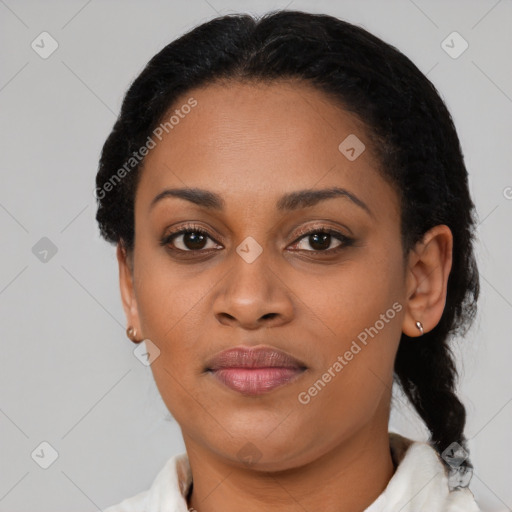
top-left (95, 9), bottom-right (479, 485)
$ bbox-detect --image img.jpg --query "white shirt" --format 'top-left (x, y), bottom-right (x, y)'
top-left (104, 432), bottom-right (480, 512)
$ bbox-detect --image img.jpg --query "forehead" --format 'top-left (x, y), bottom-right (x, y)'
top-left (136, 80), bottom-right (398, 220)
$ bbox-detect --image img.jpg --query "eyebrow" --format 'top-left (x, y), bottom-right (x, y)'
top-left (150, 186), bottom-right (373, 217)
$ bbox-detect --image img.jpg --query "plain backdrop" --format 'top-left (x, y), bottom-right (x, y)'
top-left (0, 1), bottom-right (511, 511)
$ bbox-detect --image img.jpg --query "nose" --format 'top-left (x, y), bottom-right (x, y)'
top-left (213, 253), bottom-right (294, 330)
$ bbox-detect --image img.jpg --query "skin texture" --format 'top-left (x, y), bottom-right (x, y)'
top-left (117, 80), bottom-right (453, 512)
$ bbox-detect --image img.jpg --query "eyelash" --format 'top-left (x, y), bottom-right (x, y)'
top-left (159, 223), bottom-right (354, 256)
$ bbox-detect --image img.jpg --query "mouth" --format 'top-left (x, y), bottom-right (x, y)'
top-left (209, 367), bottom-right (307, 396)
top-left (205, 345), bottom-right (307, 396)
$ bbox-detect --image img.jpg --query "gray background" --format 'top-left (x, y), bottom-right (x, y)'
top-left (0, 0), bottom-right (511, 510)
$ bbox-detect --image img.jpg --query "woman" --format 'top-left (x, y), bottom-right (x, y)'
top-left (96, 9), bottom-right (481, 512)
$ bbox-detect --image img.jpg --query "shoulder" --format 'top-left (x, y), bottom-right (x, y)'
top-left (384, 432), bottom-right (480, 511)
top-left (103, 489), bottom-right (148, 512)
top-left (103, 452), bottom-right (191, 512)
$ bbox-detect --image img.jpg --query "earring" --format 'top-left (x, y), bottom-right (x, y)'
top-left (126, 326), bottom-right (142, 344)
top-left (415, 321), bottom-right (424, 336)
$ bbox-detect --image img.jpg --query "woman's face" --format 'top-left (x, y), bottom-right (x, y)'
top-left (121, 80), bottom-right (410, 470)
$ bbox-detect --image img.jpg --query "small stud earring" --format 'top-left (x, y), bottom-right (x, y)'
top-left (126, 326), bottom-right (141, 344)
top-left (415, 321), bottom-right (424, 336)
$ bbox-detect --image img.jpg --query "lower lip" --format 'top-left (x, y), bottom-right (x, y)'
top-left (209, 367), bottom-right (305, 396)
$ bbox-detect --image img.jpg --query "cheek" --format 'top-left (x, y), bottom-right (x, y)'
top-left (293, 304), bottom-right (402, 449)
top-left (292, 246), bottom-right (404, 412)
top-left (292, 243), bottom-right (405, 346)
top-left (132, 251), bottom-right (212, 404)
top-left (133, 243), bottom-right (207, 341)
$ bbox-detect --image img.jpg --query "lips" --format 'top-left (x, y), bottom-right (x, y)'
top-left (206, 345), bottom-right (307, 371)
top-left (206, 345), bottom-right (307, 396)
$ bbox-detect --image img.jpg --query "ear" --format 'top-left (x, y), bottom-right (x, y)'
top-left (402, 225), bottom-right (453, 337)
top-left (117, 242), bottom-right (142, 339)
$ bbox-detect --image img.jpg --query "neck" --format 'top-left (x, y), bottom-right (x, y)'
top-left (185, 426), bottom-right (395, 512)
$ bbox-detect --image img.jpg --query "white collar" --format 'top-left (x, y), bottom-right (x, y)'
top-left (104, 432), bottom-right (480, 512)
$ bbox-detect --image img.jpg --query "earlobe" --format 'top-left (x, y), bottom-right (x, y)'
top-left (402, 225), bottom-right (453, 337)
top-left (116, 243), bottom-right (143, 341)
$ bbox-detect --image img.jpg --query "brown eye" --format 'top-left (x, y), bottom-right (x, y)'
top-left (302, 232), bottom-right (337, 251)
top-left (174, 231), bottom-right (210, 251)
top-left (290, 228), bottom-right (353, 253)
top-left (160, 225), bottom-right (222, 253)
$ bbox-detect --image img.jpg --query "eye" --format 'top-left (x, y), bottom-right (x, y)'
top-left (289, 227), bottom-right (354, 253)
top-left (160, 223), bottom-right (354, 256)
top-left (160, 224), bottom-right (222, 253)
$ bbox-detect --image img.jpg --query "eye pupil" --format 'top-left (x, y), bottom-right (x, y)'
top-left (184, 231), bottom-right (207, 250)
top-left (309, 233), bottom-right (331, 251)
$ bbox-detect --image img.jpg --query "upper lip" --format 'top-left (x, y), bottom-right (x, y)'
top-left (206, 345), bottom-right (307, 371)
